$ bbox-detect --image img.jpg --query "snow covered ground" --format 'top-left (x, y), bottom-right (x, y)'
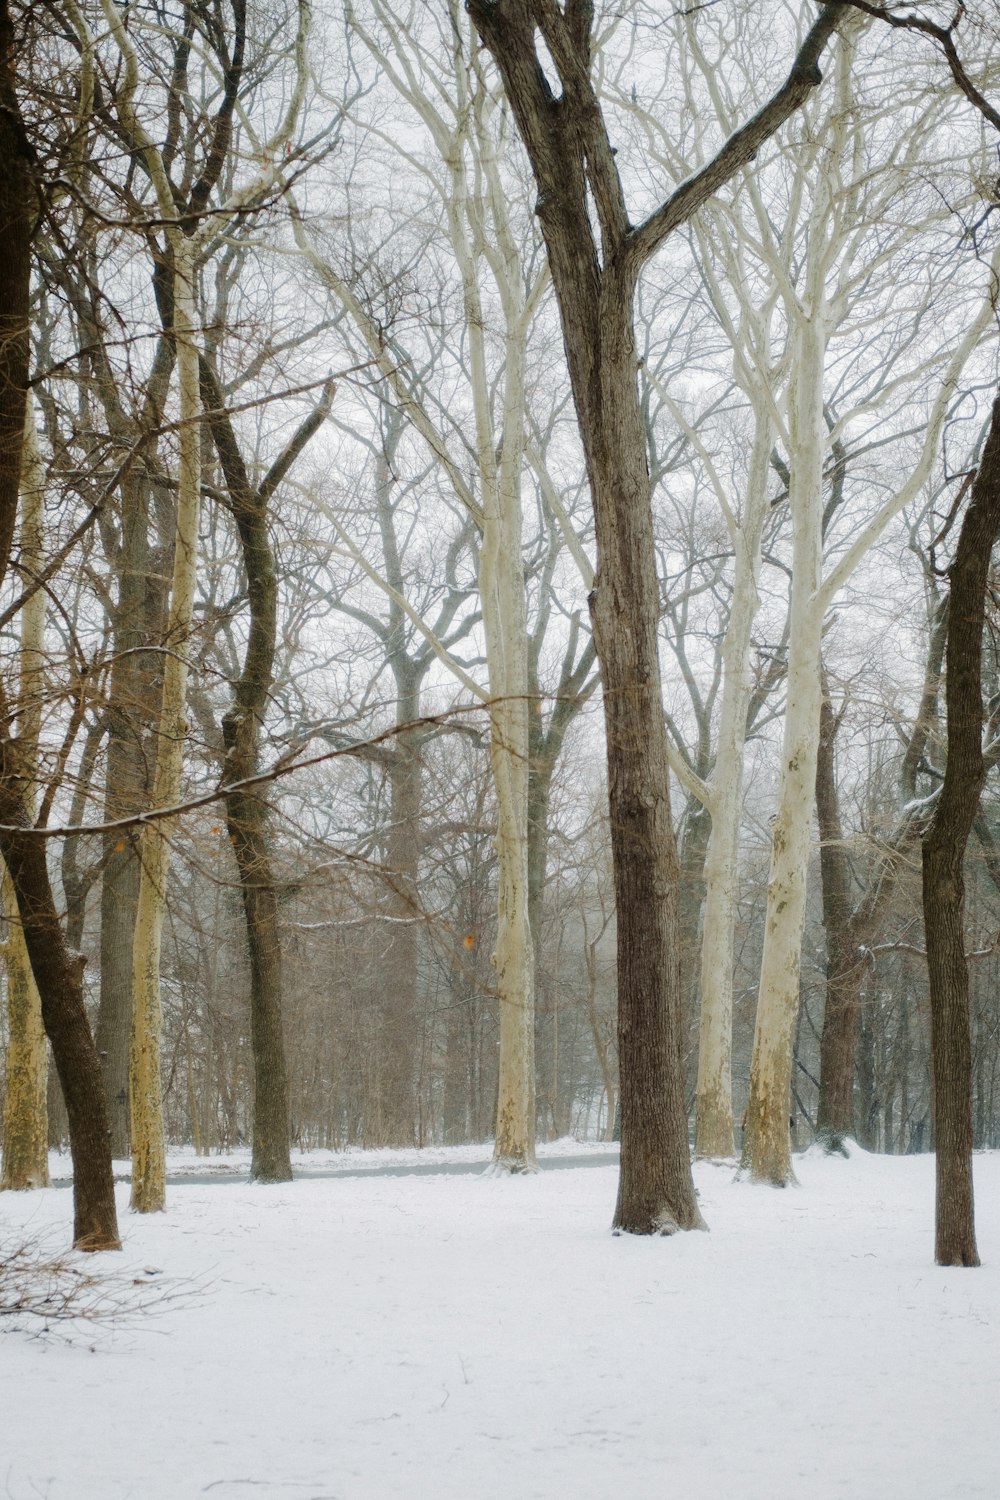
top-left (2, 1142), bottom-right (998, 1500)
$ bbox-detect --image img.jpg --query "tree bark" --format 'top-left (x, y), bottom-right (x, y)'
top-left (814, 683), bottom-right (861, 1145)
top-left (96, 473), bottom-right (163, 1159)
top-left (920, 394), bottom-right (1000, 1267)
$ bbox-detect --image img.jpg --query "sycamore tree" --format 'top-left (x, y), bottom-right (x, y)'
top-left (735, 18), bottom-right (1000, 1187)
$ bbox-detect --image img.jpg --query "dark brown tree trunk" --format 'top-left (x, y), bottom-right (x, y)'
top-left (920, 395), bottom-right (1000, 1267)
top-left (467, 3), bottom-right (683, 1232)
top-left (0, 810), bottom-right (121, 1248)
top-left (815, 685), bottom-right (863, 1145)
top-left (203, 360), bottom-right (331, 1182)
top-left (469, 0), bottom-right (838, 1232)
top-left (223, 783), bottom-right (291, 1181)
top-left (205, 371), bottom-right (292, 1183)
top-left (375, 725), bottom-right (421, 1146)
top-left (0, 0), bottom-right (30, 575)
top-left (678, 795), bottom-right (712, 1086)
top-left (0, 0), bottom-right (119, 1249)
top-left (816, 596), bottom-right (946, 1148)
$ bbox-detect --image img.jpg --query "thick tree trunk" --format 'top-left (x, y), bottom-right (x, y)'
top-left (223, 782), bottom-right (291, 1181)
top-left (469, 0), bottom-right (839, 1228)
top-left (468, 1), bottom-right (703, 1229)
top-left (920, 395), bottom-right (1000, 1267)
top-left (481, 500), bottom-right (537, 1173)
top-left (0, 814), bottom-right (120, 1247)
top-left (588, 288), bottom-right (701, 1232)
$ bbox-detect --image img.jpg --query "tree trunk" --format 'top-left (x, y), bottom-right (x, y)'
top-left (481, 495), bottom-right (537, 1172)
top-left (202, 359), bottom-right (331, 1181)
top-left (372, 730), bottom-right (421, 1146)
top-left (223, 782), bottom-right (291, 1181)
top-left (0, 0), bottom-right (119, 1249)
top-left (587, 285), bottom-right (701, 1232)
top-left (695, 412), bottom-right (772, 1158)
top-left (467, 1), bottom-right (706, 1231)
top-left (1, 868), bottom-right (49, 1188)
top-left (96, 473), bottom-right (163, 1159)
top-left (742, 292), bottom-right (826, 1187)
top-left (1, 398), bottom-right (48, 1190)
top-left (469, 0), bottom-right (840, 1227)
top-left (814, 684), bottom-right (862, 1146)
top-left (0, 814), bottom-right (121, 1247)
top-left (920, 394), bottom-right (1000, 1267)
top-left (130, 236), bottom-right (203, 1211)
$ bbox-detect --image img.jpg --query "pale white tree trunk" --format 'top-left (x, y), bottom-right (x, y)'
top-left (743, 298), bottom-right (827, 1185)
top-left (694, 412), bottom-right (772, 1158)
top-left (129, 235), bottom-right (201, 1212)
top-left (739, 19), bottom-right (1000, 1183)
top-left (1, 398), bottom-right (49, 1191)
top-left (451, 74), bottom-right (536, 1172)
top-left (480, 374), bottom-right (535, 1168)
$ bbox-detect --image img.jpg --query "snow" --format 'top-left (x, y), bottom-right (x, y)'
top-left (2, 1142), bottom-right (998, 1500)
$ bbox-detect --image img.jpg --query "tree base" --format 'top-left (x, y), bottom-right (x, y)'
top-left (249, 1163), bottom-right (294, 1185)
top-left (612, 1199), bottom-right (707, 1236)
top-left (73, 1229), bottom-right (123, 1252)
top-left (736, 1155), bottom-right (798, 1188)
top-left (814, 1127), bottom-right (851, 1158)
top-left (936, 1246), bottom-right (980, 1268)
top-left (484, 1153), bottom-right (539, 1177)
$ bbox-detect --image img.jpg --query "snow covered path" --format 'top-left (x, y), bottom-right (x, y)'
top-left (2, 1144), bottom-right (998, 1500)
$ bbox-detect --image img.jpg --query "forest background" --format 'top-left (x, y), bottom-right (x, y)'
top-left (1, 0), bottom-right (999, 1263)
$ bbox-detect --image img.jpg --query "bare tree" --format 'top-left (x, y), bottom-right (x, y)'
top-left (0, 0), bottom-right (119, 1249)
top-left (466, 0), bottom-right (845, 1231)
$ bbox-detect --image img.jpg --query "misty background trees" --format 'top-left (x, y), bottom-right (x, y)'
top-left (1, 0), bottom-right (1000, 1259)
